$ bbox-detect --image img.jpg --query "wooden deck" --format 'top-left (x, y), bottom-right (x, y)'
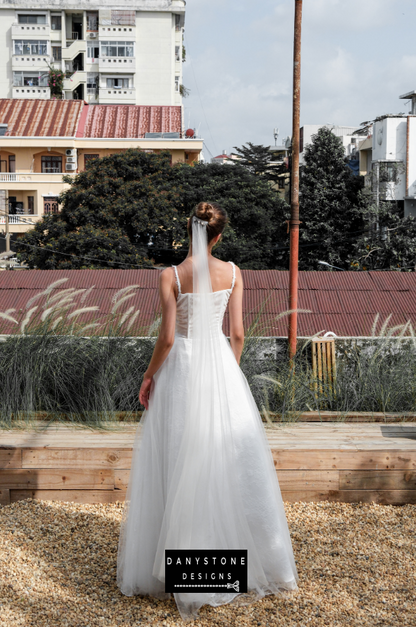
top-left (0, 422), bottom-right (415, 506)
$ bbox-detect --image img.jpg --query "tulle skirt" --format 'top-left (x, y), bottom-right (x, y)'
top-left (116, 333), bottom-right (299, 622)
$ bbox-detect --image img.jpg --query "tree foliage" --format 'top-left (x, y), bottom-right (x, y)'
top-left (169, 162), bottom-right (289, 269)
top-left (16, 150), bottom-right (290, 270)
top-left (17, 150), bottom-right (181, 269)
top-left (349, 191), bottom-right (416, 271)
top-left (298, 127), bottom-right (363, 270)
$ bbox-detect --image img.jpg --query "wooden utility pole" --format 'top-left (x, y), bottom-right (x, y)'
top-left (288, 0), bottom-right (303, 362)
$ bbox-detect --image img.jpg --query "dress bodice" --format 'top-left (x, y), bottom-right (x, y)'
top-left (172, 262), bottom-right (235, 339)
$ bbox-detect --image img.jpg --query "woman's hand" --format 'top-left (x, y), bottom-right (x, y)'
top-left (139, 374), bottom-right (153, 410)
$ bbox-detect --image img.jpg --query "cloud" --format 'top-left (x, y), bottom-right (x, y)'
top-left (183, 0), bottom-right (416, 156)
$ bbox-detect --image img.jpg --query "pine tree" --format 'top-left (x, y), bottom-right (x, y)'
top-left (298, 127), bottom-right (363, 270)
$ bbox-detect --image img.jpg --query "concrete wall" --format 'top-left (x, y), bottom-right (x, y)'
top-left (135, 12), bottom-right (175, 105)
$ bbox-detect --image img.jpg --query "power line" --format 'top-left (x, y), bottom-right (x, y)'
top-left (0, 236), bottom-right (154, 269)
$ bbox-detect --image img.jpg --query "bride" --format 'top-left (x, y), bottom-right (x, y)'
top-left (117, 202), bottom-right (299, 622)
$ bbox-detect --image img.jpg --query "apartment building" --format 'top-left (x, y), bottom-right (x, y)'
top-left (357, 91), bottom-right (416, 218)
top-left (0, 0), bottom-right (185, 105)
top-left (0, 98), bottom-right (203, 247)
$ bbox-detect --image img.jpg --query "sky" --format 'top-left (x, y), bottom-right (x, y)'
top-left (182, 0), bottom-right (416, 161)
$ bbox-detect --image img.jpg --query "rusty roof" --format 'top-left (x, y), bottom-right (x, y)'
top-left (0, 100), bottom-right (183, 138)
top-left (1, 269), bottom-right (416, 337)
top-left (79, 105), bottom-right (182, 138)
top-left (0, 99), bottom-right (84, 137)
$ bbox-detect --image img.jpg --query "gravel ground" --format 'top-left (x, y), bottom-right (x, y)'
top-left (0, 499), bottom-right (414, 627)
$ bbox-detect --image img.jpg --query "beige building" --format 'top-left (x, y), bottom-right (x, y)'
top-left (0, 0), bottom-right (185, 105)
top-left (0, 98), bottom-right (203, 245)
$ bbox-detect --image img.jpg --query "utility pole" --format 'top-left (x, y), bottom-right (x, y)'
top-left (288, 0), bottom-right (303, 363)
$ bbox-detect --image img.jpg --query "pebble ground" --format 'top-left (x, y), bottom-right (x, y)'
top-left (0, 499), bottom-right (414, 627)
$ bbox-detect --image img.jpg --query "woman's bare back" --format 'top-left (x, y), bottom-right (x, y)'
top-left (172, 256), bottom-right (235, 295)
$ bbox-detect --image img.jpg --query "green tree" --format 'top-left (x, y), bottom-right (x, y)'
top-left (298, 127), bottom-right (363, 270)
top-left (16, 149), bottom-right (181, 269)
top-left (349, 190), bottom-right (416, 271)
top-left (16, 150), bottom-right (290, 270)
top-left (170, 161), bottom-right (290, 269)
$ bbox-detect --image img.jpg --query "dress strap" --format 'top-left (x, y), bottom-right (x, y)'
top-left (228, 261), bottom-right (236, 291)
top-left (172, 265), bottom-right (182, 295)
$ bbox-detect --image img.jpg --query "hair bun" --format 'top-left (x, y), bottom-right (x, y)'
top-left (196, 202), bottom-right (214, 223)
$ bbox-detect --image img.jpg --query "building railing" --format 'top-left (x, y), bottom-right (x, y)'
top-left (0, 174), bottom-right (19, 182)
top-left (0, 215), bottom-right (37, 224)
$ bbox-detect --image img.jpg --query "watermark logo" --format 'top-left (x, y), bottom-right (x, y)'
top-left (165, 549), bottom-right (248, 594)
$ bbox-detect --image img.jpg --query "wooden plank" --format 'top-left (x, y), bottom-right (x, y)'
top-left (276, 470), bottom-right (339, 490)
top-left (0, 449), bottom-right (21, 468)
top-left (115, 469), bottom-right (130, 491)
top-left (0, 469), bottom-right (114, 490)
top-left (0, 489), bottom-right (10, 506)
top-left (10, 489), bottom-right (126, 505)
top-left (272, 449), bottom-right (416, 470)
top-left (340, 470), bottom-right (416, 491)
top-left (281, 490), bottom-right (416, 505)
top-left (22, 448), bottom-right (132, 469)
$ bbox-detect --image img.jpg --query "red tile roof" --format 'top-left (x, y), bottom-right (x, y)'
top-left (0, 100), bottom-right (182, 138)
top-left (0, 99), bottom-right (83, 137)
top-left (79, 104), bottom-right (182, 138)
top-left (1, 269), bottom-right (416, 337)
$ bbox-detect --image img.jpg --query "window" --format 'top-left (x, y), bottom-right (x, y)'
top-left (13, 72), bottom-right (48, 87)
top-left (84, 154), bottom-right (99, 168)
top-left (51, 15), bottom-right (61, 30)
top-left (14, 40), bottom-right (48, 55)
top-left (18, 14), bottom-right (46, 24)
top-left (9, 155), bottom-right (15, 173)
top-left (28, 196), bottom-right (34, 215)
top-left (0, 125), bottom-right (7, 137)
top-left (41, 156), bottom-right (62, 174)
top-left (86, 73), bottom-right (98, 89)
top-left (175, 45), bottom-right (180, 62)
top-left (52, 46), bottom-right (61, 62)
top-left (110, 10), bottom-right (135, 26)
top-left (175, 14), bottom-right (182, 31)
top-left (175, 76), bottom-right (180, 92)
top-left (106, 77), bottom-right (129, 88)
top-left (87, 44), bottom-right (99, 59)
top-left (87, 12), bottom-right (98, 31)
top-left (100, 41), bottom-right (134, 57)
top-left (43, 197), bottom-right (59, 214)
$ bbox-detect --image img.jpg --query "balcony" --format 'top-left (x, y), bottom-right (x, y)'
top-left (12, 23), bottom-right (50, 39)
top-left (99, 25), bottom-right (135, 39)
top-left (12, 55), bottom-right (50, 69)
top-left (12, 87), bottom-right (50, 99)
top-left (99, 57), bottom-right (135, 72)
top-left (98, 88), bottom-right (135, 104)
top-left (0, 214), bottom-right (38, 225)
top-left (0, 173), bottom-right (74, 183)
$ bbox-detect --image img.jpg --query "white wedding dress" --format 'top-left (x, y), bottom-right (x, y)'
top-left (117, 246), bottom-right (299, 622)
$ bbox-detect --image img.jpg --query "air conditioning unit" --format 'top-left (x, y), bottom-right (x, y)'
top-left (66, 156), bottom-right (76, 163)
top-left (89, 32), bottom-right (97, 38)
top-left (66, 149), bottom-right (76, 157)
top-left (65, 163), bottom-right (77, 171)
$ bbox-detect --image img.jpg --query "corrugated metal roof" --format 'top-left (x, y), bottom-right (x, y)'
top-left (0, 100), bottom-right (182, 138)
top-left (1, 269), bottom-right (416, 337)
top-left (81, 105), bottom-right (182, 138)
top-left (0, 99), bottom-right (83, 137)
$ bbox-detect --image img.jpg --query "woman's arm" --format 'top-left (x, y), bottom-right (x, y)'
top-left (228, 265), bottom-right (244, 364)
top-left (139, 268), bottom-right (177, 409)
